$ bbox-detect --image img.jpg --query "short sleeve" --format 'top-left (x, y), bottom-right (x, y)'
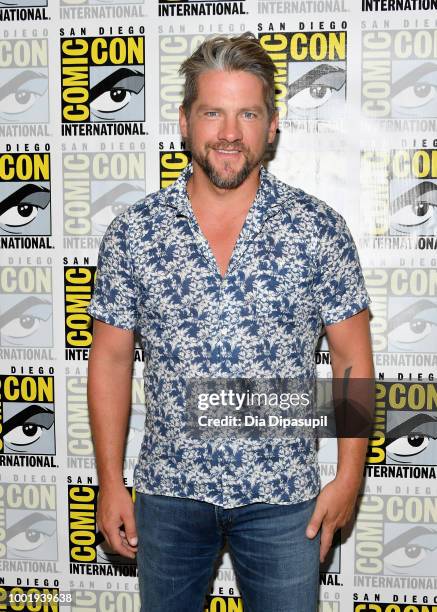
top-left (87, 212), bottom-right (139, 330)
top-left (313, 210), bottom-right (371, 327)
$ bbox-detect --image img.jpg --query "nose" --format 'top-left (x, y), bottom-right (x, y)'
top-left (217, 113), bottom-right (243, 143)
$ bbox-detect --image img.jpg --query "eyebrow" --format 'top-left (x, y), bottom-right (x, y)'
top-left (89, 68), bottom-right (144, 103)
top-left (383, 526), bottom-right (437, 558)
top-left (387, 298), bottom-right (437, 333)
top-left (6, 512), bottom-right (56, 541)
top-left (0, 296), bottom-right (51, 329)
top-left (386, 413), bottom-right (437, 440)
top-left (0, 184), bottom-right (50, 216)
top-left (3, 404), bottom-right (54, 436)
top-left (391, 62), bottom-right (437, 97)
top-left (91, 183), bottom-right (139, 215)
top-left (391, 181), bottom-right (437, 214)
top-left (287, 64), bottom-right (345, 99)
top-left (0, 70), bottom-right (47, 102)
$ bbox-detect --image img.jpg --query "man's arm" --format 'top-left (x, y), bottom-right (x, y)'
top-left (87, 319), bottom-right (138, 559)
top-left (306, 308), bottom-right (374, 562)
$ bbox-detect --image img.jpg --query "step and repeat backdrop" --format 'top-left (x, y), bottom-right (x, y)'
top-left (1, 0), bottom-right (437, 610)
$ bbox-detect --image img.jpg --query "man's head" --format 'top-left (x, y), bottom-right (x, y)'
top-left (178, 33), bottom-right (278, 190)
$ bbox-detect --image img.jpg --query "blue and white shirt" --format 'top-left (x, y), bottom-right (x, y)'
top-left (88, 163), bottom-right (371, 509)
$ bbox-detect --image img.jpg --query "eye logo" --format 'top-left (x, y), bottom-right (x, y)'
top-left (391, 62), bottom-right (437, 119)
top-left (6, 511), bottom-right (57, 560)
top-left (89, 67), bottom-right (144, 122)
top-left (0, 296), bottom-right (53, 348)
top-left (385, 413), bottom-right (437, 466)
top-left (287, 64), bottom-right (346, 119)
top-left (2, 403), bottom-right (55, 455)
top-left (390, 181), bottom-right (437, 236)
top-left (0, 184), bottom-right (51, 236)
top-left (387, 298), bottom-right (437, 353)
top-left (0, 47), bottom-right (49, 124)
top-left (383, 526), bottom-right (437, 576)
top-left (91, 183), bottom-right (144, 235)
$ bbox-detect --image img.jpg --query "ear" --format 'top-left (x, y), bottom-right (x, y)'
top-left (267, 111), bottom-right (279, 144)
top-left (179, 105), bottom-right (188, 139)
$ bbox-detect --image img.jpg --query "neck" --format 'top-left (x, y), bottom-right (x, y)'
top-left (187, 160), bottom-right (261, 214)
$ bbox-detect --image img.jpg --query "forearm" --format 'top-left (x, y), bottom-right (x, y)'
top-left (87, 336), bottom-right (134, 489)
top-left (330, 332), bottom-right (374, 488)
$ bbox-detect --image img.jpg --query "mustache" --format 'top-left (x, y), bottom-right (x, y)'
top-left (208, 142), bottom-right (247, 152)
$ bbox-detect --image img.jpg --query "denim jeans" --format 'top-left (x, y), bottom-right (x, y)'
top-left (134, 492), bottom-right (320, 612)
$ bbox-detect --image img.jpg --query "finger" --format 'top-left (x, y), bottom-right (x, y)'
top-left (120, 533), bottom-right (138, 551)
top-left (306, 502), bottom-right (326, 538)
top-left (319, 525), bottom-right (335, 562)
top-left (122, 510), bottom-right (138, 547)
top-left (105, 525), bottom-right (135, 558)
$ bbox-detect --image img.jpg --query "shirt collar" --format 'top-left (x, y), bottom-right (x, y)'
top-left (163, 162), bottom-right (284, 226)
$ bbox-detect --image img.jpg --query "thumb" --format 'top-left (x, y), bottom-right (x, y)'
top-left (122, 510), bottom-right (138, 546)
top-left (306, 502), bottom-right (325, 539)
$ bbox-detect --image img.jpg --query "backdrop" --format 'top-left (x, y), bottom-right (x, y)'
top-left (0, 0), bottom-right (436, 610)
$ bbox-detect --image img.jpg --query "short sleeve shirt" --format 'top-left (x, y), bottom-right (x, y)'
top-left (87, 163), bottom-right (371, 509)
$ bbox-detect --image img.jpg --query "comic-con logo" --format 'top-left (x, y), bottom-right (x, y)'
top-left (259, 29), bottom-right (347, 121)
top-left (363, 268), bottom-right (437, 353)
top-left (159, 35), bottom-right (206, 124)
top-left (0, 152), bottom-right (51, 239)
top-left (70, 589), bottom-right (140, 610)
top-left (159, 149), bottom-right (191, 188)
top-left (355, 604), bottom-right (437, 612)
top-left (63, 151), bottom-right (145, 238)
top-left (0, 483), bottom-right (57, 561)
top-left (362, 29), bottom-right (437, 119)
top-left (0, 374), bottom-right (55, 458)
top-left (367, 382), bottom-right (437, 475)
top-left (0, 266), bottom-right (53, 348)
top-left (60, 34), bottom-right (145, 135)
top-left (64, 266), bottom-right (95, 358)
top-left (204, 596), bottom-right (243, 611)
top-left (361, 149), bottom-right (437, 239)
top-left (355, 494), bottom-right (437, 577)
top-left (0, 39), bottom-right (49, 125)
top-left (68, 484), bottom-right (137, 571)
top-left (158, 0), bottom-right (246, 18)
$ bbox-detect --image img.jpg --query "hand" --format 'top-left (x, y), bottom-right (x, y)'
top-left (97, 484), bottom-right (138, 559)
top-left (305, 477), bottom-right (359, 562)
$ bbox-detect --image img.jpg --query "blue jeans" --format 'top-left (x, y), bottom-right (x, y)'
top-left (134, 492), bottom-right (320, 612)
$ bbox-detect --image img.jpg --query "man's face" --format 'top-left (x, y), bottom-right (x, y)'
top-left (179, 70), bottom-right (278, 189)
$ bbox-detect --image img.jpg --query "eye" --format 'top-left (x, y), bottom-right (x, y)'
top-left (386, 435), bottom-right (429, 458)
top-left (90, 88), bottom-right (133, 113)
top-left (388, 319), bottom-right (435, 344)
top-left (7, 515), bottom-right (56, 553)
top-left (392, 82), bottom-right (437, 109)
top-left (205, 111), bottom-right (219, 117)
top-left (288, 85), bottom-right (335, 110)
top-left (2, 314), bottom-right (44, 338)
top-left (384, 543), bottom-right (429, 568)
top-left (243, 111), bottom-right (256, 119)
top-left (4, 422), bottom-right (44, 447)
top-left (0, 91), bottom-right (40, 115)
top-left (1, 302), bottom-right (52, 339)
top-left (0, 203), bottom-right (40, 227)
top-left (92, 203), bottom-right (127, 229)
top-left (391, 200), bottom-right (434, 229)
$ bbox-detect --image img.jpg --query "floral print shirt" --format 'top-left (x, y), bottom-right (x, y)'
top-left (88, 163), bottom-right (370, 508)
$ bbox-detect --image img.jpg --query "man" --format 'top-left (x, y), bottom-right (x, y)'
top-left (87, 33), bottom-right (374, 612)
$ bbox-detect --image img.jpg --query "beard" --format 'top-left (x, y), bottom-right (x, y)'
top-left (189, 139), bottom-right (267, 190)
